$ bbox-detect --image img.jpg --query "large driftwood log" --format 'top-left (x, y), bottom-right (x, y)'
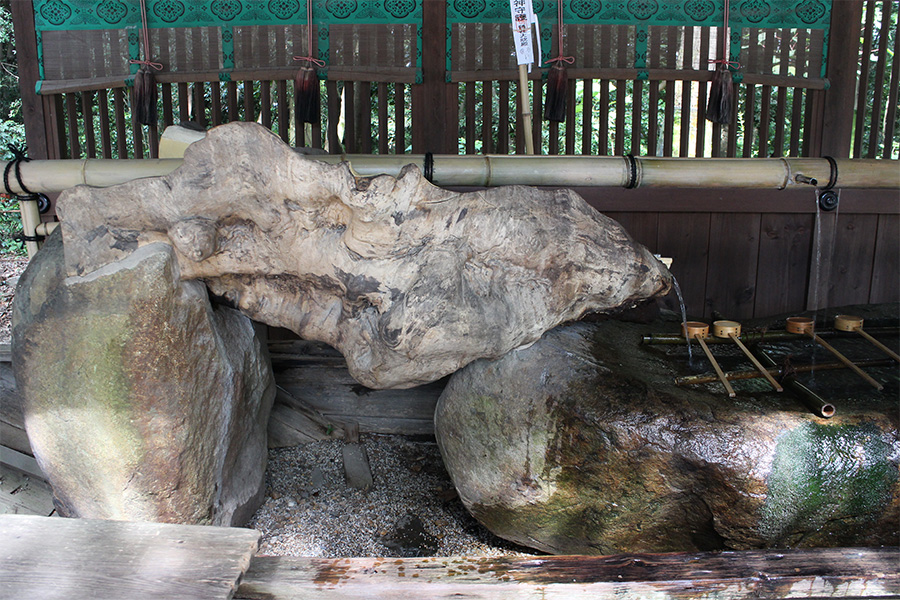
top-left (58, 122), bottom-right (670, 389)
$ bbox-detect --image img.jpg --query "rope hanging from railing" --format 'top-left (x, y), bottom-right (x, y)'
top-left (129, 0), bottom-right (161, 126)
top-left (294, 0), bottom-right (325, 125)
top-left (543, 0), bottom-right (574, 123)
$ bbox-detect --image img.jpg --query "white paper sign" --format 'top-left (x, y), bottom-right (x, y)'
top-left (509, 0), bottom-right (539, 67)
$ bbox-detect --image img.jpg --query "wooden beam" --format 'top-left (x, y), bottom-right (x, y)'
top-left (820, 0), bottom-right (865, 157)
top-left (1, 515), bottom-right (259, 600)
top-left (411, 1), bottom-right (456, 154)
top-left (236, 547), bottom-right (900, 599)
top-left (10, 1), bottom-right (49, 159)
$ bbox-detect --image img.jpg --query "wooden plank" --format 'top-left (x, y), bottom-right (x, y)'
top-left (277, 80), bottom-right (289, 143)
top-left (378, 81), bottom-right (389, 154)
top-left (65, 94), bottom-right (80, 159)
top-left (498, 80), bottom-right (509, 154)
top-left (326, 80), bottom-right (341, 152)
top-left (631, 79), bottom-right (643, 155)
top-left (754, 213), bottom-right (814, 318)
top-left (261, 81), bottom-right (273, 129)
top-left (465, 82), bottom-right (475, 155)
top-left (564, 81), bottom-right (576, 154)
top-left (655, 213), bottom-right (710, 318)
top-left (869, 213), bottom-right (900, 303)
top-left (211, 81), bottom-right (223, 127)
top-left (0, 446), bottom-right (43, 482)
top-left (178, 82), bottom-right (190, 123)
top-left (704, 213), bottom-right (761, 320)
top-left (0, 465), bottom-right (54, 517)
top-left (609, 212), bottom-right (658, 253)
top-left (236, 547), bottom-right (900, 600)
top-left (648, 78), bottom-right (659, 156)
top-left (132, 101), bottom-right (144, 159)
top-left (344, 81), bottom-right (356, 152)
top-left (828, 213), bottom-right (879, 308)
top-left (227, 81), bottom-right (239, 123)
top-left (482, 81), bottom-right (493, 154)
top-left (113, 87), bottom-right (127, 158)
top-left (162, 82), bottom-right (174, 128)
top-left (582, 79), bottom-right (593, 155)
top-left (9, 1), bottom-right (50, 160)
top-left (0, 514), bottom-right (259, 600)
top-left (883, 20), bottom-right (900, 159)
top-left (98, 89), bottom-right (112, 158)
top-left (243, 80), bottom-right (255, 122)
top-left (193, 82), bottom-right (207, 129)
top-left (679, 26), bottom-right (694, 157)
top-left (80, 91), bottom-right (96, 159)
top-left (411, 0), bottom-right (455, 154)
top-left (661, 27), bottom-right (677, 157)
top-left (695, 26), bottom-right (710, 157)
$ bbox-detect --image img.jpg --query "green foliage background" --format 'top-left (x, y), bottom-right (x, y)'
top-left (1, 0), bottom-right (27, 255)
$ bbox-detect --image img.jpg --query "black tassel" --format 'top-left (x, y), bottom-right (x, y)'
top-left (544, 61), bottom-right (568, 122)
top-left (706, 65), bottom-right (733, 125)
top-left (133, 66), bottom-right (157, 126)
top-left (294, 64), bottom-right (321, 125)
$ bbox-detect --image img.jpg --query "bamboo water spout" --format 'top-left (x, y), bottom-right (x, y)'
top-left (683, 321), bottom-right (735, 397)
top-left (786, 317), bottom-right (884, 391)
top-left (755, 349), bottom-right (836, 419)
top-left (712, 320), bottom-right (783, 392)
top-left (834, 315), bottom-right (900, 363)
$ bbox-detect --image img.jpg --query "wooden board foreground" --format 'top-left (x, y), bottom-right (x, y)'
top-left (0, 514), bottom-right (260, 600)
top-left (236, 547), bottom-right (900, 600)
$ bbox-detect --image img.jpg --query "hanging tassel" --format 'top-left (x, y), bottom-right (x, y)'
top-left (544, 60), bottom-right (568, 122)
top-left (706, 64), bottom-right (733, 125)
top-left (133, 65), bottom-right (158, 126)
top-left (294, 63), bottom-right (321, 124)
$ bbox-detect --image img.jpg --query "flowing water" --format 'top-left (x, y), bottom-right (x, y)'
top-left (672, 276), bottom-right (693, 365)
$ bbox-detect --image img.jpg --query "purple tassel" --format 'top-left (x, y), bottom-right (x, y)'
top-left (706, 65), bottom-right (733, 125)
top-left (294, 64), bottom-right (321, 125)
top-left (544, 61), bottom-right (568, 123)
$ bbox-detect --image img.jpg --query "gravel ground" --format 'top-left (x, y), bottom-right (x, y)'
top-left (249, 435), bottom-right (537, 558)
top-left (0, 255), bottom-right (28, 345)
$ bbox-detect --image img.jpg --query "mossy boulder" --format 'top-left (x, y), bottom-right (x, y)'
top-left (435, 320), bottom-right (899, 554)
top-left (12, 230), bottom-right (275, 525)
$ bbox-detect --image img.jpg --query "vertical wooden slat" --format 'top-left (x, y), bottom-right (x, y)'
top-left (113, 88), bottom-right (127, 158)
top-left (498, 80), bottom-right (509, 154)
top-left (344, 81), bottom-right (355, 152)
top-left (326, 80), bottom-right (341, 152)
top-left (549, 118), bottom-right (559, 156)
top-left (80, 90), bottom-right (96, 159)
top-left (631, 80), bottom-right (643, 155)
top-left (147, 122), bottom-right (159, 159)
top-left (260, 80), bottom-right (272, 129)
top-left (613, 80), bottom-right (625, 155)
top-left (869, 214), bottom-right (900, 303)
top-left (772, 29), bottom-right (791, 156)
top-left (648, 80), bottom-right (660, 156)
top-left (565, 79), bottom-right (576, 154)
top-left (359, 82), bottom-right (372, 154)
top-left (582, 79), bottom-right (594, 155)
top-left (853, 1), bottom-right (877, 157)
top-left (679, 26), bottom-right (694, 157)
top-left (656, 213), bottom-right (711, 318)
top-left (10, 0), bottom-right (51, 159)
top-left (758, 29), bottom-right (775, 157)
top-left (132, 106), bottom-right (144, 159)
top-left (662, 27), bottom-right (677, 157)
top-left (377, 81), bottom-right (389, 153)
top-left (754, 213), bottom-right (814, 317)
top-left (277, 80), bottom-right (289, 143)
top-left (243, 80), bottom-right (255, 121)
top-left (162, 83), bottom-right (174, 127)
top-left (482, 81), bottom-right (493, 154)
top-left (743, 85), bottom-right (756, 157)
top-left (866, 0), bottom-right (893, 158)
top-left (532, 78), bottom-right (543, 155)
top-left (789, 30), bottom-right (808, 156)
top-left (394, 82), bottom-right (406, 153)
top-left (98, 90), bottom-right (112, 158)
top-left (412, 0), bottom-right (456, 154)
top-left (178, 82), bottom-right (190, 122)
top-left (211, 81), bottom-right (223, 126)
top-left (227, 81), bottom-right (239, 122)
top-left (193, 82), bottom-right (207, 127)
top-left (726, 81), bottom-right (739, 157)
top-left (821, 1), bottom-right (865, 157)
top-left (465, 82), bottom-right (476, 154)
top-left (827, 214), bottom-right (879, 308)
top-left (696, 26), bottom-right (710, 157)
top-left (704, 213), bottom-right (761, 320)
top-left (882, 22), bottom-right (900, 159)
top-left (65, 94), bottom-right (80, 159)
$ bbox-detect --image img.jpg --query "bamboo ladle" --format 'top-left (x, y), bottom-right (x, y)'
top-left (683, 321), bottom-right (735, 397)
top-left (712, 320), bottom-right (783, 392)
top-left (834, 314), bottom-right (900, 363)
top-left (786, 317), bottom-right (884, 391)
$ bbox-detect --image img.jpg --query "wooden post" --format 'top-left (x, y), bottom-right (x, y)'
top-left (412, 1), bottom-right (456, 154)
top-left (819, 0), bottom-right (864, 157)
top-left (10, 1), bottom-right (50, 160)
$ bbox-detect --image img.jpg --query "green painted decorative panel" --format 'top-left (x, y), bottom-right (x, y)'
top-left (33, 0), bottom-right (423, 90)
top-left (446, 0), bottom-right (831, 80)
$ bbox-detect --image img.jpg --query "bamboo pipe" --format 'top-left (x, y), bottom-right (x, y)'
top-left (683, 321), bottom-right (735, 397)
top-left (786, 317), bottom-right (884, 391)
top-left (755, 349), bottom-right (835, 418)
top-left (674, 357), bottom-right (893, 386)
top-left (712, 320), bottom-right (783, 392)
top-left (517, 66), bottom-right (535, 155)
top-left (834, 315), bottom-right (900, 363)
top-left (5, 156), bottom-right (899, 194)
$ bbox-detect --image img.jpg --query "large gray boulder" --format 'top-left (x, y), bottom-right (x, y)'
top-left (435, 320), bottom-right (899, 554)
top-left (57, 122), bottom-right (671, 389)
top-left (12, 230), bottom-right (275, 525)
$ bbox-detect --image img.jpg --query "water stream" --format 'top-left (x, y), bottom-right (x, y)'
top-left (672, 276), bottom-right (693, 365)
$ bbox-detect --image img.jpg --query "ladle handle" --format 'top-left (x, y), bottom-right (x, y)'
top-left (697, 336), bottom-right (736, 397)
top-left (855, 329), bottom-right (900, 363)
top-left (728, 333), bottom-right (783, 392)
top-left (809, 332), bottom-right (884, 391)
